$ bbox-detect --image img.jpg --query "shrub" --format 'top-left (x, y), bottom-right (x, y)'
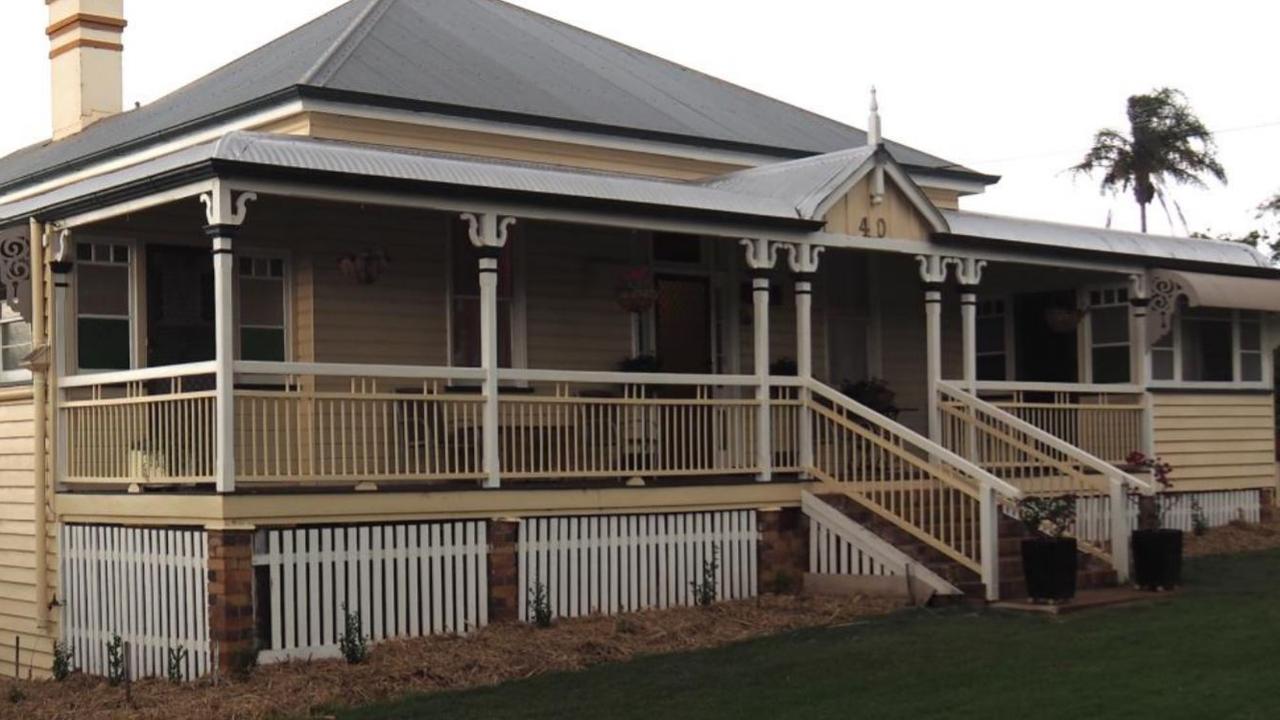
top-left (167, 646), bottom-right (188, 683)
top-left (691, 547), bottom-right (721, 607)
top-left (1191, 500), bottom-right (1210, 537)
top-left (338, 604), bottom-right (369, 665)
top-left (105, 634), bottom-right (125, 687)
top-left (528, 582), bottom-right (553, 629)
top-left (1019, 496), bottom-right (1077, 538)
top-left (52, 642), bottom-right (74, 682)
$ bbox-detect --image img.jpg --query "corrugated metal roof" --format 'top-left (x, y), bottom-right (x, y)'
top-left (0, 0), bottom-right (982, 195)
top-left (942, 209), bottom-right (1272, 269)
top-left (0, 132), bottom-right (816, 225)
top-left (700, 146), bottom-right (877, 219)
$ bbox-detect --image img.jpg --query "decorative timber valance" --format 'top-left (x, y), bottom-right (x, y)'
top-left (1148, 269), bottom-right (1280, 344)
top-left (0, 229), bottom-right (30, 320)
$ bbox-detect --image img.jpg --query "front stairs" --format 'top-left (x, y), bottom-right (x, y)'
top-left (813, 492), bottom-right (1118, 602)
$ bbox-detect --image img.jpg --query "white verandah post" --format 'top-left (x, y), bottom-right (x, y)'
top-left (463, 212), bottom-right (515, 489)
top-left (743, 238), bottom-right (779, 482)
top-left (49, 229), bottom-right (73, 493)
top-left (917, 255), bottom-right (950, 444)
top-left (787, 243), bottom-right (824, 476)
top-left (201, 183), bottom-right (255, 494)
top-left (954, 258), bottom-right (987, 461)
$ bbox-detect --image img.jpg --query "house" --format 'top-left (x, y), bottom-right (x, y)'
top-left (0, 0), bottom-right (1274, 680)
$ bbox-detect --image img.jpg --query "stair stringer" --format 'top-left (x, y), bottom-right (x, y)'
top-left (801, 491), bottom-right (963, 599)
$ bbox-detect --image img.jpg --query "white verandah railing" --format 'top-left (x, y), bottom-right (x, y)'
top-left (59, 362), bottom-right (804, 488)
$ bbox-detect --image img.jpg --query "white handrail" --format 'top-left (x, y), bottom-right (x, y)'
top-left (966, 380), bottom-right (1143, 395)
top-left (499, 368), bottom-right (805, 388)
top-left (235, 361), bottom-right (486, 382)
top-left (807, 379), bottom-right (1022, 500)
top-left (59, 361), bottom-right (219, 388)
top-left (938, 380), bottom-right (1155, 494)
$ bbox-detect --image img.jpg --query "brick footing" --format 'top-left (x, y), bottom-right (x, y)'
top-left (758, 507), bottom-right (807, 594)
top-left (488, 519), bottom-right (521, 622)
top-left (207, 529), bottom-right (256, 675)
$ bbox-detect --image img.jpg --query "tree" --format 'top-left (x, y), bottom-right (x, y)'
top-left (1071, 88), bottom-right (1226, 233)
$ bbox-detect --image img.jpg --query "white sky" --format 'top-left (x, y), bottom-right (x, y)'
top-left (2, 0), bottom-right (1277, 238)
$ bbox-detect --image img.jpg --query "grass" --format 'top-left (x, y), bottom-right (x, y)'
top-left (339, 550), bottom-right (1280, 720)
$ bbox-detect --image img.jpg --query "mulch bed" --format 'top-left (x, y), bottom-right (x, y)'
top-left (5, 594), bottom-right (904, 720)
top-left (1184, 518), bottom-right (1280, 558)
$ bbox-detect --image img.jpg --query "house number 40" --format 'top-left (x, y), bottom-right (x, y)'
top-left (859, 217), bottom-right (889, 238)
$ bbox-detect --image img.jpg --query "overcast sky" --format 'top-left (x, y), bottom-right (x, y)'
top-left (2, 0), bottom-right (1276, 238)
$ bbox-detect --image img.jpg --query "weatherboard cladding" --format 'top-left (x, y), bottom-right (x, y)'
top-left (0, 0), bottom-right (971, 195)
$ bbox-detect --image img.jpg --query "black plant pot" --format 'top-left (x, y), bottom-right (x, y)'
top-left (1132, 529), bottom-right (1183, 591)
top-left (1021, 537), bottom-right (1078, 603)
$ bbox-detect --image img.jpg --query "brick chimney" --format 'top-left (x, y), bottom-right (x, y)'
top-left (47, 0), bottom-right (126, 140)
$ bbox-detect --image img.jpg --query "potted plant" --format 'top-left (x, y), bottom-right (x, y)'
top-left (1018, 495), bottom-right (1078, 603)
top-left (616, 267), bottom-right (659, 314)
top-left (1127, 451), bottom-right (1182, 591)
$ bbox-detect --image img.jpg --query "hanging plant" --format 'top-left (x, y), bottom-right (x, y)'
top-left (616, 267), bottom-right (658, 313)
top-left (338, 249), bottom-right (391, 285)
top-left (1044, 307), bottom-right (1085, 334)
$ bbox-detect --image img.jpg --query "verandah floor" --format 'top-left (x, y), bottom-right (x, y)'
top-left (343, 549), bottom-right (1280, 720)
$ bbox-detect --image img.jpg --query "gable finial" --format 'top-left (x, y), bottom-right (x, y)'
top-left (867, 86), bottom-right (882, 147)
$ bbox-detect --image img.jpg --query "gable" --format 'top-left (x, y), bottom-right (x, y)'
top-left (823, 176), bottom-right (938, 241)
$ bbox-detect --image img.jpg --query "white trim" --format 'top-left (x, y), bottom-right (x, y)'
top-left (59, 181), bottom-right (215, 229)
top-left (968, 380), bottom-right (1143, 395)
top-left (1147, 381), bottom-right (1273, 392)
top-left (235, 360), bottom-right (486, 383)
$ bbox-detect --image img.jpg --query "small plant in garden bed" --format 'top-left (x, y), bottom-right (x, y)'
top-left (528, 582), bottom-right (554, 628)
top-left (106, 633), bottom-right (125, 686)
top-left (167, 646), bottom-right (188, 683)
top-left (52, 642), bottom-right (74, 682)
top-left (691, 547), bottom-right (721, 607)
top-left (1017, 495), bottom-right (1079, 603)
top-left (339, 604), bottom-right (369, 665)
top-left (1127, 451), bottom-right (1184, 591)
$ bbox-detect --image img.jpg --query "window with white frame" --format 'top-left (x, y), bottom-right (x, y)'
top-left (1151, 305), bottom-right (1265, 383)
top-left (76, 241), bottom-right (131, 371)
top-left (0, 288), bottom-right (31, 383)
top-left (450, 225), bottom-right (517, 368)
top-left (238, 255), bottom-right (287, 362)
top-left (1087, 286), bottom-right (1131, 384)
top-left (976, 299), bottom-right (1008, 381)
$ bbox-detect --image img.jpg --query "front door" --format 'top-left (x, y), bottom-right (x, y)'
top-left (655, 275), bottom-right (713, 377)
top-left (147, 245), bottom-right (215, 367)
top-left (1014, 290), bottom-right (1078, 383)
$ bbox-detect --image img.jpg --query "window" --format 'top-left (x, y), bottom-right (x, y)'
top-left (1151, 306), bottom-right (1266, 384)
top-left (1087, 287), bottom-right (1131, 384)
top-left (976, 299), bottom-right (1008, 381)
top-left (450, 228), bottom-right (515, 368)
top-left (0, 289), bottom-right (31, 383)
top-left (239, 256), bottom-right (287, 362)
top-left (76, 241), bottom-right (131, 371)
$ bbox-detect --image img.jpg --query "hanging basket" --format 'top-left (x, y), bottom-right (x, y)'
top-left (616, 267), bottom-right (658, 313)
top-left (338, 250), bottom-right (391, 285)
top-left (1044, 307), bottom-right (1084, 334)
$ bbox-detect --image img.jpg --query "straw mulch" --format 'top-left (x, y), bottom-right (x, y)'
top-left (1184, 517), bottom-right (1280, 558)
top-left (5, 594), bottom-right (904, 720)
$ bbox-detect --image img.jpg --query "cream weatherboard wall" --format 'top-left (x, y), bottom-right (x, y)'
top-left (0, 388), bottom-right (53, 678)
top-left (1152, 391), bottom-right (1277, 491)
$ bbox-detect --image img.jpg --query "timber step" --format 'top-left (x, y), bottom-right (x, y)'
top-left (816, 493), bottom-right (1118, 603)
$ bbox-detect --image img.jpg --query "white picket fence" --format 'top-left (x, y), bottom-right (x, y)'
top-left (1076, 489), bottom-right (1263, 541)
top-left (253, 521), bottom-right (489, 663)
top-left (518, 511), bottom-right (758, 621)
top-left (60, 525), bottom-right (211, 681)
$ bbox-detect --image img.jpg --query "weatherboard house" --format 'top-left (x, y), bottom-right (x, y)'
top-left (0, 0), bottom-right (1274, 679)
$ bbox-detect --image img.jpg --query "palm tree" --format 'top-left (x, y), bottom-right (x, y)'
top-left (1071, 88), bottom-right (1226, 233)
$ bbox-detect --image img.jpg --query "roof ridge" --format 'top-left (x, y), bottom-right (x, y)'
top-left (301, 0), bottom-right (396, 87)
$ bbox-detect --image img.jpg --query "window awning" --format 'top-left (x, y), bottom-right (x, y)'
top-left (1148, 269), bottom-right (1280, 342)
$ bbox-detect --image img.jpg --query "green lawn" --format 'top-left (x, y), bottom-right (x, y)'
top-left (340, 550), bottom-right (1280, 720)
